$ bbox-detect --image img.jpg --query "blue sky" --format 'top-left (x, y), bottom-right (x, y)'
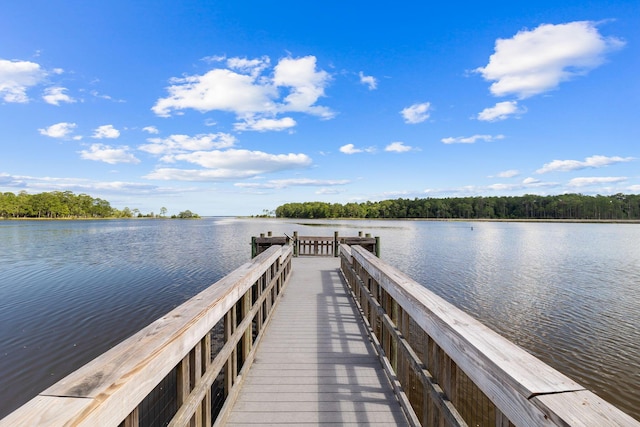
top-left (1, 1), bottom-right (638, 216)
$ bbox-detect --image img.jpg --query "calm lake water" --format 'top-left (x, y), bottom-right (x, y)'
top-left (1, 218), bottom-right (639, 421)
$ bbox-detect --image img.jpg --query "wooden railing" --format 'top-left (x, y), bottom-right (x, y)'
top-left (252, 231), bottom-right (379, 258)
top-left (339, 244), bottom-right (639, 427)
top-left (1, 245), bottom-right (293, 427)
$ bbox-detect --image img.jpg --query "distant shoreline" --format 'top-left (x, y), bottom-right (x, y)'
top-left (3, 216), bottom-right (639, 224)
top-left (0, 217), bottom-right (200, 221)
top-left (248, 217), bottom-right (640, 224)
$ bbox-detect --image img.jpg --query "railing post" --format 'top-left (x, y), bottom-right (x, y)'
top-left (334, 231), bottom-right (339, 257)
top-left (242, 290), bottom-right (252, 362)
top-left (293, 231), bottom-right (298, 257)
top-left (251, 236), bottom-right (256, 258)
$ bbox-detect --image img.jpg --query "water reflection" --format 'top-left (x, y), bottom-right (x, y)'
top-left (0, 219), bottom-right (638, 420)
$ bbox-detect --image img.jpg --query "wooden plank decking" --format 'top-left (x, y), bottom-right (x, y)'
top-left (224, 257), bottom-right (409, 426)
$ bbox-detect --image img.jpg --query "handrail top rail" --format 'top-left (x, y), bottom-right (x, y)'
top-left (344, 244), bottom-right (639, 426)
top-left (1, 245), bottom-right (293, 427)
top-left (348, 244), bottom-right (578, 396)
top-left (254, 234), bottom-right (377, 241)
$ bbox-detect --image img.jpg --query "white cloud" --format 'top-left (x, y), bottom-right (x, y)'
top-left (459, 178), bottom-right (558, 194)
top-left (92, 125), bottom-right (120, 139)
top-left (144, 149), bottom-right (311, 181)
top-left (476, 21), bottom-right (625, 99)
top-left (522, 177), bottom-right (541, 185)
top-left (226, 56), bottom-right (271, 77)
top-left (38, 122), bottom-right (77, 138)
top-left (496, 169), bottom-right (520, 178)
top-left (273, 56), bottom-right (333, 117)
top-left (234, 117), bottom-right (296, 132)
top-left (170, 149), bottom-right (311, 171)
top-left (89, 90), bottom-right (125, 103)
top-left (235, 178), bottom-right (350, 189)
top-left (0, 173), bottom-right (161, 194)
top-left (385, 141), bottom-right (414, 152)
top-left (568, 176), bottom-right (627, 187)
top-left (536, 155), bottom-right (634, 174)
top-left (139, 132), bottom-right (310, 182)
top-left (401, 102), bottom-right (431, 124)
top-left (486, 183), bottom-right (520, 191)
top-left (43, 86), bottom-right (75, 106)
top-left (339, 144), bottom-right (375, 154)
top-left (0, 59), bottom-right (47, 103)
top-left (142, 126), bottom-right (159, 134)
top-left (201, 55), bottom-right (227, 64)
top-left (139, 133), bottom-right (236, 156)
top-left (80, 144), bottom-right (140, 164)
top-left (359, 72), bottom-right (377, 90)
top-left (315, 188), bottom-right (342, 195)
top-left (442, 134), bottom-right (505, 144)
top-left (152, 55), bottom-right (333, 126)
top-left (477, 101), bottom-right (524, 122)
top-left (144, 168), bottom-right (260, 181)
top-left (152, 68), bottom-right (277, 117)
top-left (340, 144), bottom-right (361, 154)
top-left (0, 172), bottom-right (25, 188)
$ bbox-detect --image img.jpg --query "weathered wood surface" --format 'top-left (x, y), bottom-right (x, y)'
top-left (224, 257), bottom-right (409, 426)
top-left (0, 246), bottom-right (289, 427)
top-left (253, 233), bottom-right (378, 258)
top-left (349, 245), bottom-right (640, 426)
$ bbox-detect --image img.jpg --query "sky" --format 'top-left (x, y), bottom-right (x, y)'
top-left (1, 1), bottom-right (638, 216)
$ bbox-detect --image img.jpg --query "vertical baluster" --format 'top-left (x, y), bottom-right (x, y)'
top-left (177, 353), bottom-right (191, 423)
top-left (449, 357), bottom-right (458, 423)
top-left (225, 308), bottom-right (236, 395)
top-left (256, 278), bottom-right (263, 335)
top-left (123, 407), bottom-right (139, 427)
top-left (190, 341), bottom-right (202, 427)
top-left (391, 298), bottom-right (398, 371)
top-left (496, 410), bottom-right (510, 427)
top-left (201, 333), bottom-right (212, 426)
top-left (179, 347), bottom-right (198, 427)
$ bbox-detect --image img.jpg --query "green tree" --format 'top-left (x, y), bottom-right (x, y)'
top-left (177, 210), bottom-right (200, 219)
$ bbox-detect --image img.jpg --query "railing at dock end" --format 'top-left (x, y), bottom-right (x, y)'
top-left (252, 230), bottom-right (380, 258)
top-left (338, 243), bottom-right (640, 427)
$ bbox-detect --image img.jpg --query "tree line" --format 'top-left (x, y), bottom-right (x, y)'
top-left (275, 193), bottom-right (640, 220)
top-left (0, 191), bottom-right (198, 219)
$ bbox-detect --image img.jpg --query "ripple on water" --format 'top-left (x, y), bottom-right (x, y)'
top-left (1, 219), bottom-right (639, 421)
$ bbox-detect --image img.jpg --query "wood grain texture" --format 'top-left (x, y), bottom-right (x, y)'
top-left (532, 390), bottom-right (639, 426)
top-left (1, 246), bottom-right (291, 427)
top-left (225, 257), bottom-right (410, 426)
top-left (350, 245), bottom-right (639, 426)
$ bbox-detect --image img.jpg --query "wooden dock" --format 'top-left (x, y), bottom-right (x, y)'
top-left (223, 257), bottom-right (409, 426)
top-left (3, 232), bottom-right (639, 427)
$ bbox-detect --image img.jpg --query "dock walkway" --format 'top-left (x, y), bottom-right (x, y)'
top-left (7, 236), bottom-right (636, 426)
top-left (224, 256), bottom-right (409, 426)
